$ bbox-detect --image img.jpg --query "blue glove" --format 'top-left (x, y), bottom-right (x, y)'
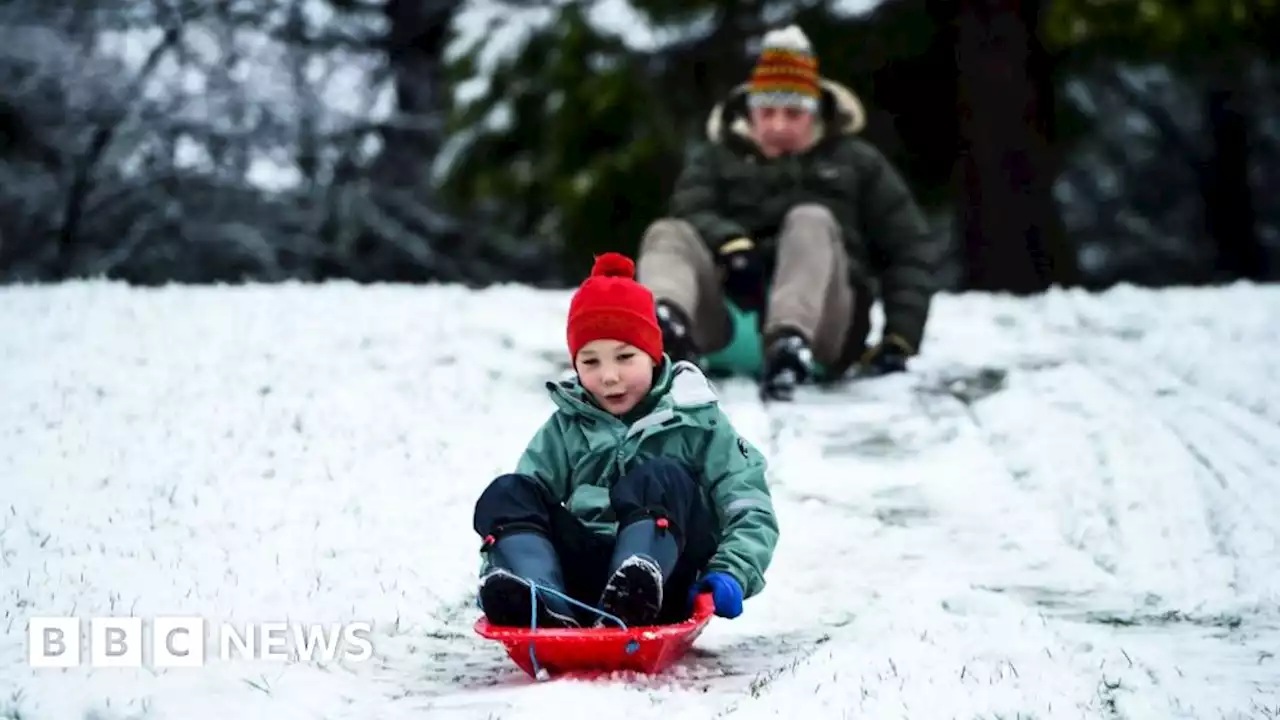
top-left (689, 572), bottom-right (744, 618)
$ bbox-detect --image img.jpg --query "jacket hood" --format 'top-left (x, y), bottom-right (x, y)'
top-left (704, 78), bottom-right (867, 147)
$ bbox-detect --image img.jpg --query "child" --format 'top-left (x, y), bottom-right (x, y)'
top-left (474, 252), bottom-right (780, 629)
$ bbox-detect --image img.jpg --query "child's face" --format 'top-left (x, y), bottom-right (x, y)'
top-left (574, 339), bottom-right (656, 416)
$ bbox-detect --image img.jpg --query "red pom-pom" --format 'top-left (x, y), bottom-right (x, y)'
top-left (591, 252), bottom-right (635, 279)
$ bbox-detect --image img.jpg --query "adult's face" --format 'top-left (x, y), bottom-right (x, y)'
top-left (748, 105), bottom-right (815, 157)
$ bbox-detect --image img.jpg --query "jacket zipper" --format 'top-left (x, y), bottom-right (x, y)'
top-left (614, 425), bottom-right (627, 477)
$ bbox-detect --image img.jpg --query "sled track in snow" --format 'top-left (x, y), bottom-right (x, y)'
top-left (953, 360), bottom-right (1279, 718)
top-left (369, 593), bottom-right (525, 700)
top-left (702, 342), bottom-right (1280, 718)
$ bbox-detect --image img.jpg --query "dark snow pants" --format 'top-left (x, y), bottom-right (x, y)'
top-left (473, 457), bottom-right (719, 624)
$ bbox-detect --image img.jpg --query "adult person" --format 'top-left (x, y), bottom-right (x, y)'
top-left (636, 24), bottom-right (939, 399)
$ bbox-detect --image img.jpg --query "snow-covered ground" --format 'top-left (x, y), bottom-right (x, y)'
top-left (1, 280), bottom-right (1278, 719)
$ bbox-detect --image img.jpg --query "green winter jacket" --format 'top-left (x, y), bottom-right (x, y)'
top-left (511, 357), bottom-right (778, 599)
top-left (669, 79), bottom-right (940, 357)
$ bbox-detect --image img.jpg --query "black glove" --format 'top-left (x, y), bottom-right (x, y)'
top-left (860, 334), bottom-right (913, 376)
top-left (716, 237), bottom-right (767, 311)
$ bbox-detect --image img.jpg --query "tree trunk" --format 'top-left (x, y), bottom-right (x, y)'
top-left (1203, 59), bottom-right (1265, 281)
top-left (357, 0), bottom-right (462, 281)
top-left (376, 0), bottom-right (457, 187)
top-left (953, 0), bottom-right (1072, 293)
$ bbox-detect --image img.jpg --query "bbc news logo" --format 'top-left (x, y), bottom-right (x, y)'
top-left (28, 617), bottom-right (374, 667)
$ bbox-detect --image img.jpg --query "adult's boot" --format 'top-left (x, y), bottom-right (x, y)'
top-left (656, 301), bottom-right (701, 367)
top-left (597, 517), bottom-right (679, 627)
top-left (761, 332), bottom-right (814, 401)
top-left (478, 531), bottom-right (580, 628)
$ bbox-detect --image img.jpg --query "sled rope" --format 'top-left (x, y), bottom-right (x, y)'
top-left (527, 582), bottom-right (633, 681)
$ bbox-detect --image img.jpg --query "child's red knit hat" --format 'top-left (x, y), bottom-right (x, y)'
top-left (566, 252), bottom-right (663, 364)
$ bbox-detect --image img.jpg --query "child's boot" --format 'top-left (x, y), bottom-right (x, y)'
top-left (597, 516), bottom-right (679, 627)
top-left (478, 531), bottom-right (580, 629)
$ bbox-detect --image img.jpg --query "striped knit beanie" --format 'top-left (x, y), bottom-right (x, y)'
top-left (747, 25), bottom-right (820, 112)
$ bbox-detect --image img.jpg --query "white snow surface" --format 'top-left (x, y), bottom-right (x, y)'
top-left (1, 280), bottom-right (1279, 719)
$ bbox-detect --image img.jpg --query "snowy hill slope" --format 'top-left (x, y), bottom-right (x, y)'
top-left (0, 281), bottom-right (1277, 719)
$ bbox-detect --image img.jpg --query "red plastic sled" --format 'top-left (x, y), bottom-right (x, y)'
top-left (475, 593), bottom-right (716, 680)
